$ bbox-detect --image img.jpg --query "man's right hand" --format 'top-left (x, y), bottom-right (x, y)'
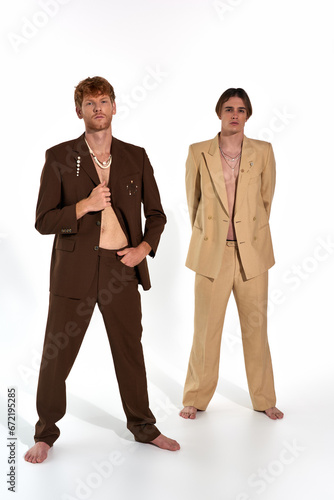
top-left (76, 181), bottom-right (111, 220)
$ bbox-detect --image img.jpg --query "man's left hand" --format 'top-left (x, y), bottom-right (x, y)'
top-left (117, 242), bottom-right (151, 267)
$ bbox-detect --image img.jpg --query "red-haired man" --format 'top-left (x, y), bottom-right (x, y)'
top-left (25, 76), bottom-right (180, 463)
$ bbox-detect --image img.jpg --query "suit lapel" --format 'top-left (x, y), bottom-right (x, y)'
top-left (234, 136), bottom-right (255, 216)
top-left (203, 134), bottom-right (229, 217)
top-left (108, 137), bottom-right (129, 238)
top-left (73, 133), bottom-right (100, 186)
top-left (109, 137), bottom-right (124, 197)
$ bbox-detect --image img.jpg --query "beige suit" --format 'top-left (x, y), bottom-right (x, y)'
top-left (185, 134), bottom-right (275, 279)
top-left (183, 134), bottom-right (277, 411)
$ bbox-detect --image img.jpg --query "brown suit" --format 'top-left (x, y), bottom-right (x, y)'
top-left (36, 133), bottom-right (166, 298)
top-left (183, 134), bottom-right (277, 411)
top-left (34, 134), bottom-right (166, 446)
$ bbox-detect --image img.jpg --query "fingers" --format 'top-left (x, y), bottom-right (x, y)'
top-left (117, 248), bottom-right (132, 256)
top-left (88, 182), bottom-right (111, 211)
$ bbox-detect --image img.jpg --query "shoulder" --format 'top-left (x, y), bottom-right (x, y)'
top-left (244, 136), bottom-right (273, 153)
top-left (112, 137), bottom-right (145, 155)
top-left (189, 136), bottom-right (216, 153)
top-left (46, 135), bottom-right (82, 157)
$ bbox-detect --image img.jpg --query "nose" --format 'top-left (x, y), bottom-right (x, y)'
top-left (94, 103), bottom-right (101, 112)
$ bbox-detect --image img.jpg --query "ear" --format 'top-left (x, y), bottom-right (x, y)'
top-left (112, 101), bottom-right (116, 115)
top-left (76, 107), bottom-right (83, 119)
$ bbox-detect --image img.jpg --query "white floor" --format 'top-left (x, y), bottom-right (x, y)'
top-left (1, 369), bottom-right (333, 500)
top-left (2, 241), bottom-right (334, 500)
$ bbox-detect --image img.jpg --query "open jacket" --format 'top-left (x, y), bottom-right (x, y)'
top-left (35, 134), bottom-right (166, 298)
top-left (185, 134), bottom-right (276, 280)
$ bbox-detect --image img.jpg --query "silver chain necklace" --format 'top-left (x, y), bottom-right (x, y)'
top-left (85, 138), bottom-right (112, 169)
top-left (219, 145), bottom-right (241, 170)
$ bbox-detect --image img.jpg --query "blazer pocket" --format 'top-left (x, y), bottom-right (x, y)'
top-left (55, 237), bottom-right (76, 252)
top-left (248, 174), bottom-right (261, 184)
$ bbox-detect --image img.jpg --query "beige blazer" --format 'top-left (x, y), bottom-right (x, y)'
top-left (185, 134), bottom-right (276, 280)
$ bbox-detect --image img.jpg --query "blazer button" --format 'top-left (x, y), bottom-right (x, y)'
top-left (204, 237), bottom-right (208, 241)
top-left (96, 221), bottom-right (101, 226)
top-left (254, 237), bottom-right (257, 241)
top-left (253, 216), bottom-right (256, 221)
top-left (208, 216), bottom-right (213, 220)
top-left (94, 245), bottom-right (99, 251)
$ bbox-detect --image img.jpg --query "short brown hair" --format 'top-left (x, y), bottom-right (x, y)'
top-left (215, 88), bottom-right (252, 119)
top-left (74, 76), bottom-right (115, 109)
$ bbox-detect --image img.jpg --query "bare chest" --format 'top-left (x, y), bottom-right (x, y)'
top-left (221, 158), bottom-right (239, 196)
top-left (95, 166), bottom-right (110, 185)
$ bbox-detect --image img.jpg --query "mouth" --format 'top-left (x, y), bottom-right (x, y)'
top-left (94, 115), bottom-right (105, 119)
top-left (230, 121), bottom-right (239, 125)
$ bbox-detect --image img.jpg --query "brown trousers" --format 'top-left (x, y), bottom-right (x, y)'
top-left (183, 241), bottom-right (276, 411)
top-left (34, 247), bottom-right (160, 446)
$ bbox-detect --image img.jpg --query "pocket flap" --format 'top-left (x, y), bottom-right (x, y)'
top-left (56, 237), bottom-right (75, 252)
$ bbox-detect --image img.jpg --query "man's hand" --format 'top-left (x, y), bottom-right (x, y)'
top-left (117, 241), bottom-right (151, 267)
top-left (76, 181), bottom-right (111, 219)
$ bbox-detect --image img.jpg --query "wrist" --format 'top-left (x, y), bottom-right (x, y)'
top-left (76, 198), bottom-right (89, 220)
top-left (139, 241), bottom-right (151, 256)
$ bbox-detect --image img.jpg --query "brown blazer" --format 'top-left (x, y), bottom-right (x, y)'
top-left (185, 134), bottom-right (276, 280)
top-left (35, 134), bottom-right (166, 299)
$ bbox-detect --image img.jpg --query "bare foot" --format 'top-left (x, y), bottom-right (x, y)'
top-left (24, 442), bottom-right (50, 463)
top-left (179, 406), bottom-right (197, 419)
top-left (264, 406), bottom-right (284, 420)
top-left (150, 434), bottom-right (180, 451)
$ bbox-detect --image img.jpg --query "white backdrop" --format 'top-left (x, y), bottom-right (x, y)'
top-left (1, 1), bottom-right (334, 499)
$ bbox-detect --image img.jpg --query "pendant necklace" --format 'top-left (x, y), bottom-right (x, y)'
top-left (85, 138), bottom-right (112, 169)
top-left (219, 145), bottom-right (241, 170)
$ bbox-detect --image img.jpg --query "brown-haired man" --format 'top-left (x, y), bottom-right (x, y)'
top-left (180, 88), bottom-right (284, 421)
top-left (25, 76), bottom-right (180, 463)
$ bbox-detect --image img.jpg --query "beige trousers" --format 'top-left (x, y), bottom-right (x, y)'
top-left (183, 241), bottom-right (276, 411)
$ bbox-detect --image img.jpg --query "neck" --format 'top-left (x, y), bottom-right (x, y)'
top-left (219, 130), bottom-right (244, 152)
top-left (85, 127), bottom-right (112, 153)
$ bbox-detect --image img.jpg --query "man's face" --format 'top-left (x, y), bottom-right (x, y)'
top-left (76, 93), bottom-right (116, 132)
top-left (219, 96), bottom-right (248, 136)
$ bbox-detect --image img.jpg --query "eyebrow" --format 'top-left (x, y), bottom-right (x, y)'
top-left (84, 96), bottom-right (109, 102)
top-left (224, 106), bottom-right (246, 110)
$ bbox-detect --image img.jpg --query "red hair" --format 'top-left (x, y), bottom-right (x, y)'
top-left (74, 76), bottom-right (115, 108)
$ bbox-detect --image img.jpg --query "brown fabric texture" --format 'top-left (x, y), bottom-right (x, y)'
top-left (35, 248), bottom-right (160, 446)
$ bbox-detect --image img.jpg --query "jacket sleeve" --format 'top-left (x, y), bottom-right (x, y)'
top-left (35, 148), bottom-right (78, 235)
top-left (141, 149), bottom-right (167, 257)
top-left (261, 143), bottom-right (276, 219)
top-left (185, 145), bottom-right (201, 227)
